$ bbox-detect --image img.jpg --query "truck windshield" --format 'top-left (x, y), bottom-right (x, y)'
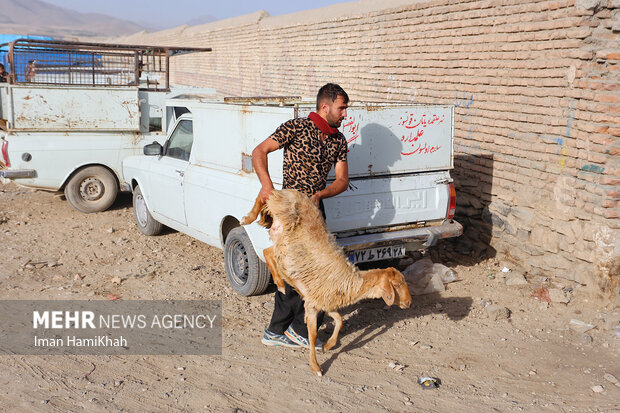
top-left (165, 120), bottom-right (193, 162)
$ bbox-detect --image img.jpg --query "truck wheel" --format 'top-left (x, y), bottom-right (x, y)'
top-left (132, 185), bottom-right (162, 236)
top-left (64, 166), bottom-right (118, 213)
top-left (224, 226), bottom-right (270, 296)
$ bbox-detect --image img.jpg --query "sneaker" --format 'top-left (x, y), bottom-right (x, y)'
top-left (284, 326), bottom-right (323, 350)
top-left (261, 329), bottom-right (298, 348)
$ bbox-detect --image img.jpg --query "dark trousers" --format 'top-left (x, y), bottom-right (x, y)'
top-left (268, 283), bottom-right (325, 338)
top-left (267, 200), bottom-right (326, 339)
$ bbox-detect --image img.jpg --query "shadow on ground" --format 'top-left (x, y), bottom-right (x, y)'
top-left (317, 289), bottom-right (473, 375)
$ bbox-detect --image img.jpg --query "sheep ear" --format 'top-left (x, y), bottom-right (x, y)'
top-left (381, 277), bottom-right (395, 306)
top-left (290, 199), bottom-right (302, 228)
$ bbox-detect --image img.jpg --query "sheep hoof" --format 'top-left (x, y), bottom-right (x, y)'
top-left (316, 371), bottom-right (323, 377)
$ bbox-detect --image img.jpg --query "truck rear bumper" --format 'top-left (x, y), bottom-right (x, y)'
top-left (0, 169), bottom-right (36, 179)
top-left (336, 220), bottom-right (463, 251)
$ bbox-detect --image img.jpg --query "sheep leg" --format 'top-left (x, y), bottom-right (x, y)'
top-left (239, 195), bottom-right (264, 225)
top-left (263, 247), bottom-right (286, 294)
top-left (323, 311), bottom-right (342, 352)
top-left (305, 306), bottom-right (322, 376)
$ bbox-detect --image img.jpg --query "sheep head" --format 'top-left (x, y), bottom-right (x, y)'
top-left (374, 267), bottom-right (413, 309)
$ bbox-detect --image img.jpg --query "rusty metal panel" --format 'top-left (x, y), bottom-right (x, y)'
top-left (9, 85), bottom-right (139, 131)
top-left (298, 103), bottom-right (454, 178)
top-left (223, 96), bottom-right (301, 105)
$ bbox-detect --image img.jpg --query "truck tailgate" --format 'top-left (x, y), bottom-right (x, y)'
top-left (324, 171), bottom-right (451, 233)
top-left (2, 86), bottom-right (140, 131)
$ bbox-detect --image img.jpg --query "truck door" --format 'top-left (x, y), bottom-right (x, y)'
top-left (148, 118), bottom-right (193, 225)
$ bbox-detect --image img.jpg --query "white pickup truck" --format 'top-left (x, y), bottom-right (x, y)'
top-left (122, 95), bottom-right (463, 296)
top-left (0, 38), bottom-right (212, 213)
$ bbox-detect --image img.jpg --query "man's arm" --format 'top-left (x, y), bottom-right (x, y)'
top-left (312, 161), bottom-right (349, 204)
top-left (252, 137), bottom-right (281, 202)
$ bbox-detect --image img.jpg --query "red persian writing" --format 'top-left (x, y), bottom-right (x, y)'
top-left (341, 115), bottom-right (360, 144)
top-left (398, 112), bottom-right (445, 156)
top-left (398, 113), bottom-right (445, 129)
top-left (401, 141), bottom-right (442, 156)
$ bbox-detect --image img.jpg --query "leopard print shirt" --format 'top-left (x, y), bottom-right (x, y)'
top-left (270, 117), bottom-right (348, 196)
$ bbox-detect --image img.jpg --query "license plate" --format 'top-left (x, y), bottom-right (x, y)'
top-left (348, 244), bottom-right (406, 264)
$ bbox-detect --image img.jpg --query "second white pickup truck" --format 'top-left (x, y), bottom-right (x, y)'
top-left (0, 38), bottom-right (212, 213)
top-left (123, 96), bottom-right (463, 295)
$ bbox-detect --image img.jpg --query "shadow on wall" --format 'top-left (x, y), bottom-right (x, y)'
top-left (441, 153), bottom-right (496, 263)
top-left (326, 123), bottom-right (403, 228)
top-left (359, 123), bottom-right (402, 227)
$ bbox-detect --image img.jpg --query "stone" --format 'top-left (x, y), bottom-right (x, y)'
top-left (575, 0), bottom-right (601, 9)
top-left (486, 304), bottom-right (511, 320)
top-left (516, 228), bottom-right (530, 241)
top-left (561, 263), bottom-right (594, 287)
top-left (548, 288), bottom-right (570, 304)
top-left (490, 201), bottom-right (511, 217)
top-left (485, 211), bottom-right (505, 229)
top-left (510, 206), bottom-right (535, 225)
top-left (388, 361), bottom-right (405, 371)
top-left (399, 257), bottom-right (414, 268)
top-left (591, 385), bottom-right (604, 393)
top-left (604, 373), bottom-right (619, 387)
top-left (505, 272), bottom-right (528, 286)
top-left (569, 319), bottom-right (594, 334)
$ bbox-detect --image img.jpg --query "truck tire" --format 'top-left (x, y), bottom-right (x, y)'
top-left (64, 166), bottom-right (118, 213)
top-left (224, 226), bottom-right (270, 296)
top-left (132, 185), bottom-right (163, 236)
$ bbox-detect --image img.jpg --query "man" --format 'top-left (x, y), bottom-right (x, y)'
top-left (252, 83), bottom-right (350, 348)
top-left (0, 64), bottom-right (8, 83)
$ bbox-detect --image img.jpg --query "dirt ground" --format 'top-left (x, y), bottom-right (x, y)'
top-left (0, 181), bottom-right (618, 412)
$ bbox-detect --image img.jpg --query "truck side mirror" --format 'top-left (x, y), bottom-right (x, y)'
top-left (143, 142), bottom-right (163, 156)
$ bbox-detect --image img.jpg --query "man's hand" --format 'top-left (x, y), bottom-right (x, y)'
top-left (252, 137), bottom-right (280, 204)
top-left (311, 192), bottom-right (323, 205)
top-left (259, 185), bottom-right (274, 203)
top-left (310, 161), bottom-right (348, 206)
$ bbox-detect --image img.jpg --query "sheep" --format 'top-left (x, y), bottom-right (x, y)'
top-left (240, 189), bottom-right (412, 376)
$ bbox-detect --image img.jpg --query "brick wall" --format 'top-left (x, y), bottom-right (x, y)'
top-left (117, 0), bottom-right (619, 291)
